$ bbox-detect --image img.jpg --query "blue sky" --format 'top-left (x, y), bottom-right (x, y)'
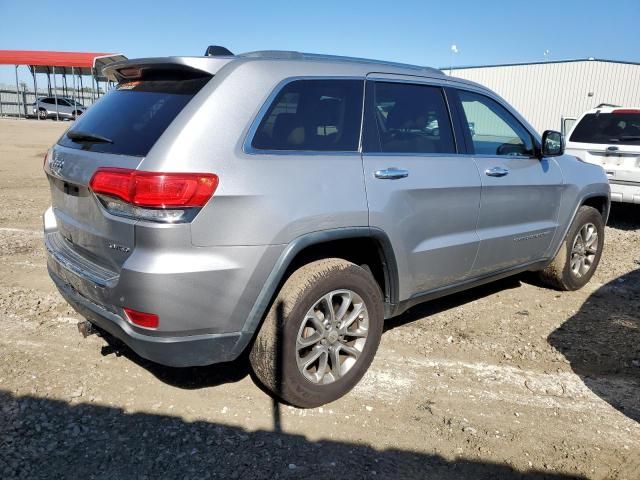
top-left (1, 0), bottom-right (639, 86)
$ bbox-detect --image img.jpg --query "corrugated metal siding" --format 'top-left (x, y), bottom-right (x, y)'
top-left (449, 61), bottom-right (640, 133)
top-left (459, 93), bottom-right (519, 137)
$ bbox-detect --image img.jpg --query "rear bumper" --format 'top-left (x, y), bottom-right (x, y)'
top-left (43, 206), bottom-right (282, 367)
top-left (609, 181), bottom-right (640, 204)
top-left (49, 268), bottom-right (250, 367)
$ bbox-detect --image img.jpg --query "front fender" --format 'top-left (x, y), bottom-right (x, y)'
top-left (547, 155), bottom-right (610, 261)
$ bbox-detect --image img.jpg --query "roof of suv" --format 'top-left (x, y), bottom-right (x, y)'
top-left (103, 50), bottom-right (458, 83)
top-left (580, 105), bottom-right (640, 115)
top-left (236, 50), bottom-right (445, 75)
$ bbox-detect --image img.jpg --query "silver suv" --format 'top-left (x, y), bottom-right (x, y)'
top-left (44, 50), bottom-right (610, 407)
top-left (33, 97), bottom-right (86, 120)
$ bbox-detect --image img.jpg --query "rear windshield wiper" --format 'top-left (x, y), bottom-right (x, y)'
top-left (67, 130), bottom-right (113, 144)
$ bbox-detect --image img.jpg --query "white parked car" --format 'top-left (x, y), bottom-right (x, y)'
top-left (31, 97), bottom-right (86, 120)
top-left (565, 106), bottom-right (640, 204)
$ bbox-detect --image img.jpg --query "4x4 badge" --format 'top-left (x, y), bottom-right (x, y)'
top-left (108, 243), bottom-right (131, 253)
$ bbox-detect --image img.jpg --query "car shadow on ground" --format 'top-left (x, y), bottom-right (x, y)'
top-left (98, 335), bottom-right (252, 389)
top-left (606, 202), bottom-right (640, 231)
top-left (548, 269), bottom-right (640, 423)
top-left (98, 278), bottom-right (526, 391)
top-left (384, 276), bottom-right (523, 332)
top-left (98, 279), bottom-right (522, 388)
top-left (0, 390), bottom-right (588, 480)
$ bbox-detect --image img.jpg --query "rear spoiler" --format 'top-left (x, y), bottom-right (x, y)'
top-left (102, 56), bottom-right (233, 83)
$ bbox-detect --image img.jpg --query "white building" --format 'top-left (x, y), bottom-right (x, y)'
top-left (448, 58), bottom-right (640, 134)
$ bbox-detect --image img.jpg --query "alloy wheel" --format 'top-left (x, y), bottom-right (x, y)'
top-left (296, 289), bottom-right (369, 385)
top-left (570, 222), bottom-right (598, 278)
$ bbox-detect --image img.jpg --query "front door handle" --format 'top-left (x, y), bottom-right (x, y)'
top-left (485, 166), bottom-right (509, 177)
top-left (374, 168), bottom-right (409, 180)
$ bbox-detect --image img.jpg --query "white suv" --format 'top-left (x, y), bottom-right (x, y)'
top-left (565, 106), bottom-right (640, 204)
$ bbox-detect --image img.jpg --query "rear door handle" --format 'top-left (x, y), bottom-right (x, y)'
top-left (374, 168), bottom-right (409, 180)
top-left (485, 166), bottom-right (509, 177)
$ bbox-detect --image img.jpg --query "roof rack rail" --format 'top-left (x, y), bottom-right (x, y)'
top-left (235, 50), bottom-right (443, 75)
top-left (596, 103), bottom-right (620, 108)
top-left (204, 45), bottom-right (234, 57)
top-left (239, 50), bottom-right (304, 60)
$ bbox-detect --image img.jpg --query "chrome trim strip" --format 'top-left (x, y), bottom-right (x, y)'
top-left (609, 179), bottom-right (640, 186)
top-left (588, 150), bottom-right (640, 157)
top-left (45, 232), bottom-right (118, 288)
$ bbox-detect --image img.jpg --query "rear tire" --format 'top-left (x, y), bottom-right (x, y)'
top-left (538, 206), bottom-right (604, 290)
top-left (249, 258), bottom-right (384, 408)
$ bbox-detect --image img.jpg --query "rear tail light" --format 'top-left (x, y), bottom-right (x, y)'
top-left (89, 168), bottom-right (218, 223)
top-left (123, 307), bottom-right (159, 329)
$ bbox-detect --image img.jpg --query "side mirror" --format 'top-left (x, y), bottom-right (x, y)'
top-left (541, 130), bottom-right (564, 157)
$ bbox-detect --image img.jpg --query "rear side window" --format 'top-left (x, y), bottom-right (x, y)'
top-left (365, 82), bottom-right (456, 154)
top-left (570, 112), bottom-right (640, 145)
top-left (251, 79), bottom-right (363, 151)
top-left (58, 77), bottom-right (210, 156)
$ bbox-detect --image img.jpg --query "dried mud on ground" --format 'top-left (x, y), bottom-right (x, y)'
top-left (0, 119), bottom-right (639, 479)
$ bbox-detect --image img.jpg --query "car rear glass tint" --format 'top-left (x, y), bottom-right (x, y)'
top-left (570, 112), bottom-right (640, 145)
top-left (251, 79), bottom-right (364, 151)
top-left (58, 77), bottom-right (210, 156)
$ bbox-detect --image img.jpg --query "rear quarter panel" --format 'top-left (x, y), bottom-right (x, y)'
top-left (141, 60), bottom-right (370, 247)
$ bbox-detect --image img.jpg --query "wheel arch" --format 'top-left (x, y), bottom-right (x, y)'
top-left (235, 227), bottom-right (399, 355)
top-left (581, 195), bottom-right (610, 223)
top-left (547, 192), bottom-right (610, 263)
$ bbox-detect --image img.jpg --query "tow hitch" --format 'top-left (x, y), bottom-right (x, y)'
top-left (77, 320), bottom-right (97, 338)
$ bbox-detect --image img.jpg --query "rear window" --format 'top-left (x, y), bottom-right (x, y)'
top-left (570, 112), bottom-right (640, 146)
top-left (58, 77), bottom-right (210, 156)
top-left (251, 79), bottom-right (363, 151)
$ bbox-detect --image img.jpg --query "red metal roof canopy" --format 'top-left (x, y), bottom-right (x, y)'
top-left (0, 50), bottom-right (127, 79)
top-left (0, 50), bottom-right (115, 68)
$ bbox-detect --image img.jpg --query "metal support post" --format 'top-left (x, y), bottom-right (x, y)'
top-left (32, 66), bottom-right (38, 120)
top-left (15, 65), bottom-right (22, 118)
top-left (71, 67), bottom-right (77, 119)
top-left (52, 66), bottom-right (60, 121)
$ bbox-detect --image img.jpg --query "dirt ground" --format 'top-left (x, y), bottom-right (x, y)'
top-left (0, 119), bottom-right (638, 479)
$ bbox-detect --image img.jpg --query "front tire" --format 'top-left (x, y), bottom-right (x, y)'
top-left (38, 108), bottom-right (47, 120)
top-left (249, 258), bottom-right (384, 408)
top-left (538, 205), bottom-right (604, 290)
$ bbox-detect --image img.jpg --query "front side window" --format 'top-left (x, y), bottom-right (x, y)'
top-left (251, 79), bottom-right (363, 151)
top-left (457, 90), bottom-right (534, 156)
top-left (367, 82), bottom-right (455, 154)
